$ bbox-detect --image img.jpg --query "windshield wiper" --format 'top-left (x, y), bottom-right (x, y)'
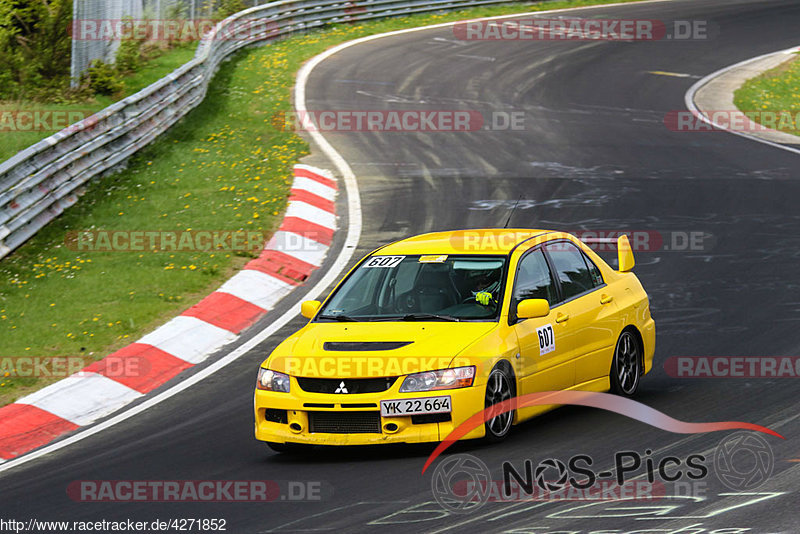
top-left (318, 314), bottom-right (460, 322)
top-left (317, 314), bottom-right (358, 322)
top-left (401, 313), bottom-right (459, 322)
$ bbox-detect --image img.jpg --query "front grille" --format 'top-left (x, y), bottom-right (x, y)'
top-left (323, 341), bottom-right (412, 351)
top-left (308, 411), bottom-right (381, 434)
top-left (296, 376), bottom-right (397, 394)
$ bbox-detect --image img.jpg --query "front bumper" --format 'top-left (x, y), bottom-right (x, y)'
top-left (254, 376), bottom-right (486, 446)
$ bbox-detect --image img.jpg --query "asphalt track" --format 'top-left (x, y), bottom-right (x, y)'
top-left (2, 0), bottom-right (800, 532)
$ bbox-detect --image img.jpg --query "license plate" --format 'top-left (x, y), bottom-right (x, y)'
top-left (380, 396), bottom-right (452, 417)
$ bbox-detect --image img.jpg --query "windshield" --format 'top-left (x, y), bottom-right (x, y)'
top-left (317, 254), bottom-right (507, 321)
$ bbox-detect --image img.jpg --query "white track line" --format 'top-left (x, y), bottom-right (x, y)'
top-left (685, 47), bottom-right (800, 157)
top-left (0, 0), bottom-right (678, 474)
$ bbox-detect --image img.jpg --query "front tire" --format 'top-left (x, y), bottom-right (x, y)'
top-left (484, 366), bottom-right (515, 442)
top-left (266, 441), bottom-right (303, 454)
top-left (610, 329), bottom-right (641, 396)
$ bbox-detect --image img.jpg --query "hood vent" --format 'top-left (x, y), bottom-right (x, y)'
top-left (323, 341), bottom-right (412, 351)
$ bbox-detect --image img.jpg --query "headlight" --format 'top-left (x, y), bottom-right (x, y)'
top-left (257, 368), bottom-right (290, 393)
top-left (399, 366), bottom-right (475, 393)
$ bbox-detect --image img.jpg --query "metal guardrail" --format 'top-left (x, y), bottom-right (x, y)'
top-left (0, 0), bottom-right (514, 260)
top-left (71, 0), bottom-right (235, 83)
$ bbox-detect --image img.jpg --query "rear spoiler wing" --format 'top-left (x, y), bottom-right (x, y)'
top-left (580, 234), bottom-right (635, 272)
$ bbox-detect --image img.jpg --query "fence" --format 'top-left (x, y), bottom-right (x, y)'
top-left (70, 0), bottom-right (268, 81)
top-left (1, 0), bottom-right (516, 260)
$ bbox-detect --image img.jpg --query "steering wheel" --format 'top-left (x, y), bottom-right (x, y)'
top-left (397, 293), bottom-right (417, 313)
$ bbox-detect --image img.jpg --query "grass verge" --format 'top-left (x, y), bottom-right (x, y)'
top-left (734, 54), bottom-right (800, 137)
top-left (0, 0), bottom-right (649, 404)
top-left (0, 44), bottom-right (197, 162)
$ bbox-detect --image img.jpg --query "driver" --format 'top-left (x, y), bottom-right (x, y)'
top-left (471, 268), bottom-right (501, 306)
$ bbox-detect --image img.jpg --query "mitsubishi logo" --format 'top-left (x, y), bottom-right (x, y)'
top-left (334, 381), bottom-right (349, 394)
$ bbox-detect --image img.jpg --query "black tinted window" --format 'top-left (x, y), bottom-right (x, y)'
top-left (514, 249), bottom-right (557, 305)
top-left (319, 255), bottom-right (507, 321)
top-left (545, 242), bottom-right (594, 300)
top-left (585, 255), bottom-right (604, 287)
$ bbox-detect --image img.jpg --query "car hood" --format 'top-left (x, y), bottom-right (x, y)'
top-left (266, 321), bottom-right (497, 378)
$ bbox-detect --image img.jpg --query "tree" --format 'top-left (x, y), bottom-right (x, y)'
top-left (0, 0), bottom-right (73, 99)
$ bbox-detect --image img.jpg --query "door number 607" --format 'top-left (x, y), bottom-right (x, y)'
top-left (537, 324), bottom-right (555, 355)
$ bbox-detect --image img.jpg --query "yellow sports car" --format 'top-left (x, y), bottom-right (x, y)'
top-left (254, 229), bottom-right (655, 451)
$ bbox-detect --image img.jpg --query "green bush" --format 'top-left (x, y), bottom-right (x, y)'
top-left (116, 40), bottom-right (143, 74)
top-left (115, 19), bottom-right (144, 75)
top-left (83, 60), bottom-right (124, 96)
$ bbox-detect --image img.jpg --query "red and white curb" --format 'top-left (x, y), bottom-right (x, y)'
top-left (0, 164), bottom-right (337, 460)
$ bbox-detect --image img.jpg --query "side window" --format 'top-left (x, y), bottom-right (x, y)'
top-left (584, 254), bottom-right (604, 287)
top-left (514, 249), bottom-right (557, 305)
top-left (545, 242), bottom-right (595, 300)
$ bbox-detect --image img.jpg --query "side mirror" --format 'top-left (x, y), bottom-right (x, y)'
top-left (301, 300), bottom-right (321, 319)
top-left (618, 235), bottom-right (635, 272)
top-left (516, 299), bottom-right (550, 320)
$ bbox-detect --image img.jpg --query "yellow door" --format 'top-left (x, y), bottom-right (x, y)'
top-left (543, 241), bottom-right (621, 386)
top-left (509, 248), bottom-right (575, 396)
top-left (514, 305), bottom-right (577, 392)
top-left (559, 291), bottom-right (620, 385)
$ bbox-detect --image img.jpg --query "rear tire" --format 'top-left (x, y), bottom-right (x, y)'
top-left (610, 329), bottom-right (642, 397)
top-left (484, 365), bottom-right (515, 442)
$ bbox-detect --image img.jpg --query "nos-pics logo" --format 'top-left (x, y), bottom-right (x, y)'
top-left (431, 431), bottom-right (775, 513)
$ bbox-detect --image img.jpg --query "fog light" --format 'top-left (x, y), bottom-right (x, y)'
top-left (383, 422), bottom-right (399, 433)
